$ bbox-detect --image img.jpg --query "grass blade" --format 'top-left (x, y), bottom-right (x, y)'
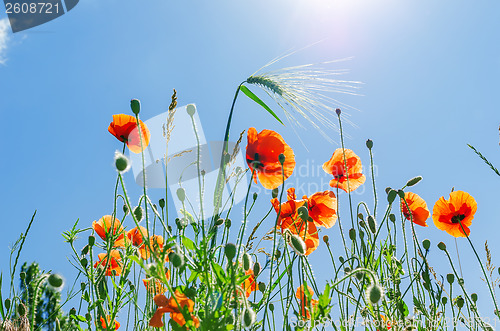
top-left (240, 85), bottom-right (284, 125)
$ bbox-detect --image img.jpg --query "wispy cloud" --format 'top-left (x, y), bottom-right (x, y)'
top-left (0, 18), bottom-right (10, 65)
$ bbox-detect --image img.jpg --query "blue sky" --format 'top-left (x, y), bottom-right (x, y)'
top-left (1, 0), bottom-right (500, 325)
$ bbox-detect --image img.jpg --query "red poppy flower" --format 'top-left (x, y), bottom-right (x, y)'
top-left (305, 191), bottom-right (337, 229)
top-left (271, 188), bottom-right (319, 255)
top-left (242, 269), bottom-right (257, 298)
top-left (296, 285), bottom-right (318, 319)
top-left (99, 316), bottom-right (120, 330)
top-left (246, 128), bottom-right (295, 189)
top-left (108, 114), bottom-right (151, 153)
top-left (92, 215), bottom-right (126, 247)
top-left (322, 148), bottom-right (366, 193)
top-left (138, 235), bottom-right (166, 260)
top-left (432, 190), bottom-right (477, 237)
top-left (94, 250), bottom-right (122, 276)
top-left (126, 226), bottom-right (148, 247)
top-left (149, 291), bottom-right (200, 328)
top-left (400, 192), bottom-right (429, 227)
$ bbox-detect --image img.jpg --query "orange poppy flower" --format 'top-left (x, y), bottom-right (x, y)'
top-left (246, 128), bottom-right (295, 189)
top-left (149, 291), bottom-right (200, 328)
top-left (143, 277), bottom-right (169, 294)
top-left (126, 226), bottom-right (148, 247)
top-left (138, 235), bottom-right (166, 260)
top-left (271, 188), bottom-right (320, 255)
top-left (242, 269), bottom-right (257, 298)
top-left (305, 191), bottom-right (337, 228)
top-left (94, 250), bottom-right (122, 276)
top-left (296, 285), bottom-right (318, 319)
top-left (432, 191), bottom-right (477, 237)
top-left (400, 192), bottom-right (429, 227)
top-left (377, 315), bottom-right (392, 330)
top-left (322, 148), bottom-right (366, 193)
top-left (98, 316), bottom-right (120, 330)
top-left (108, 114), bottom-right (151, 153)
top-left (92, 215), bottom-right (127, 247)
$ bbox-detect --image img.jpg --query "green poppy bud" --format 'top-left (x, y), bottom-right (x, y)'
top-left (4, 298), bottom-right (11, 310)
top-left (253, 262), bottom-right (261, 276)
top-left (170, 252), bottom-right (185, 268)
top-left (186, 104), bottom-right (196, 116)
top-left (20, 272), bottom-right (26, 280)
top-left (123, 204), bottom-right (129, 215)
top-left (387, 190), bottom-right (397, 204)
top-left (437, 242), bottom-right (447, 251)
top-left (290, 234), bottom-right (306, 256)
top-left (80, 258), bottom-right (88, 268)
top-left (406, 176), bottom-right (422, 187)
top-left (366, 283), bottom-right (384, 304)
top-left (176, 188), bottom-right (186, 202)
top-left (225, 243), bottom-right (237, 261)
top-left (243, 253), bottom-right (252, 271)
top-left (17, 303), bottom-right (26, 316)
top-left (272, 188), bottom-right (279, 198)
top-left (297, 206), bottom-right (309, 221)
top-left (215, 218), bottom-right (225, 226)
top-left (397, 190), bottom-right (405, 199)
top-left (253, 192), bottom-right (258, 201)
top-left (133, 206), bottom-right (143, 222)
top-left (158, 198), bottom-right (165, 209)
top-left (114, 151), bottom-right (130, 173)
top-left (446, 273), bottom-right (455, 284)
top-left (48, 273), bottom-right (64, 288)
top-left (389, 214), bottom-right (396, 223)
top-left (367, 215), bottom-right (377, 234)
top-left (225, 219), bottom-right (232, 228)
top-left (366, 139), bottom-right (373, 149)
top-left (456, 296), bottom-right (464, 308)
top-left (422, 239), bottom-right (431, 250)
top-left (471, 293), bottom-right (478, 302)
top-left (278, 153), bottom-right (285, 165)
top-left (258, 282), bottom-right (266, 293)
top-left (442, 297), bottom-right (448, 305)
top-left (88, 235), bottom-right (95, 247)
top-left (269, 303), bottom-right (274, 312)
top-left (242, 307), bottom-right (256, 327)
top-left (349, 228), bottom-right (356, 241)
top-left (130, 99), bottom-right (141, 115)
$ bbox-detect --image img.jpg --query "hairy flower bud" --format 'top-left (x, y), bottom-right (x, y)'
top-left (130, 99), bottom-right (141, 115)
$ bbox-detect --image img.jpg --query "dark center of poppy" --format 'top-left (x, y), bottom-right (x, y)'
top-left (451, 214), bottom-right (465, 224)
top-left (120, 135), bottom-right (129, 142)
top-left (247, 153), bottom-right (264, 169)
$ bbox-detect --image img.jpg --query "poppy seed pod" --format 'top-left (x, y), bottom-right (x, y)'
top-left (269, 303), bottom-right (274, 311)
top-left (272, 188), bottom-right (279, 198)
top-left (422, 239), bottom-right (431, 250)
top-left (88, 235), bottom-right (95, 247)
top-left (349, 228), bottom-right (356, 241)
top-left (366, 283), bottom-right (384, 304)
top-left (366, 139), bottom-right (373, 149)
top-left (17, 303), bottom-right (26, 316)
top-left (447, 273), bottom-right (455, 284)
top-left (186, 104), bottom-right (196, 116)
top-left (397, 190), bottom-right (405, 199)
top-left (323, 235), bottom-right (329, 244)
top-left (456, 296), bottom-right (464, 308)
top-left (389, 214), bottom-right (396, 223)
top-left (442, 297), bottom-right (448, 305)
top-left (4, 298), bottom-right (11, 310)
top-left (224, 243), bottom-right (237, 261)
top-left (48, 274), bottom-right (64, 288)
top-left (297, 206), bottom-right (309, 222)
top-left (158, 198), bottom-right (165, 209)
top-left (133, 206), bottom-right (143, 222)
top-left (387, 190), bottom-right (397, 204)
top-left (242, 307), bottom-right (256, 327)
top-left (406, 176), bottom-right (422, 187)
top-left (123, 204), bottom-right (129, 215)
top-left (278, 153), bottom-right (285, 165)
top-left (258, 282), bottom-right (266, 293)
top-left (176, 188), bottom-right (186, 202)
top-left (130, 99), bottom-right (141, 115)
top-left (225, 219), bottom-right (232, 228)
top-left (335, 108), bottom-right (341, 116)
top-left (114, 151), bottom-right (130, 173)
top-left (290, 234), bottom-right (306, 256)
top-left (437, 242), bottom-right (447, 251)
top-left (471, 293), bottom-right (478, 302)
top-left (253, 192), bottom-right (258, 201)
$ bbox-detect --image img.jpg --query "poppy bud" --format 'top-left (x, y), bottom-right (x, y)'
top-left (176, 217), bottom-right (189, 229)
top-left (85, 313), bottom-right (91, 322)
top-left (446, 273), bottom-right (455, 284)
top-left (437, 242), bottom-right (447, 251)
top-left (442, 297), bottom-right (448, 305)
top-left (88, 235), bottom-right (95, 247)
top-left (69, 308), bottom-right (76, 316)
top-left (186, 104), bottom-right (196, 116)
top-left (323, 235), bottom-right (329, 244)
top-left (406, 176), bottom-right (422, 187)
top-left (456, 296), bottom-right (464, 308)
top-left (123, 204), bottom-right (129, 215)
top-left (359, 230), bottom-right (365, 239)
top-left (297, 206), bottom-right (309, 221)
top-left (242, 307), bottom-right (256, 328)
top-left (158, 198), bottom-right (165, 209)
top-left (269, 303), bottom-right (274, 312)
top-left (170, 252), bottom-right (185, 268)
top-left (366, 283), bottom-right (384, 304)
top-left (357, 213), bottom-right (363, 220)
top-left (344, 267), bottom-right (351, 273)
top-left (471, 293), bottom-right (478, 302)
top-left (385, 187), bottom-right (392, 194)
top-left (215, 218), bottom-right (225, 226)
top-left (4, 298), bottom-right (11, 310)
top-left (226, 314), bottom-right (235, 325)
top-left (422, 239), bottom-right (430, 250)
top-left (367, 215), bottom-right (377, 234)
top-left (81, 245), bottom-right (89, 256)
top-left (289, 234), bottom-right (306, 256)
top-left (354, 269), bottom-right (364, 281)
top-left (80, 282), bottom-right (86, 291)
top-left (349, 228), bottom-right (356, 241)
top-left (201, 169), bottom-right (206, 176)
top-left (243, 253), bottom-right (252, 271)
top-left (387, 190), bottom-right (397, 204)
top-left (130, 99), bottom-right (141, 115)
top-left (20, 272), bottom-right (26, 280)
top-left (272, 188), bottom-right (279, 198)
top-left (114, 151), bottom-right (130, 173)
top-left (253, 262), bottom-right (261, 276)
top-left (80, 258), bottom-right (88, 268)
top-left (253, 192), bottom-right (258, 201)
top-left (278, 153), bottom-right (285, 165)
top-left (17, 303), bottom-right (26, 316)
top-left (458, 278), bottom-right (464, 286)
top-left (389, 214), bottom-right (396, 223)
top-left (225, 219), bottom-right (232, 228)
top-left (397, 190), bottom-right (405, 199)
top-left (48, 273), bottom-right (64, 288)
top-left (225, 243), bottom-right (237, 261)
top-left (176, 188), bottom-right (186, 202)
top-left (366, 139), bottom-right (373, 149)
top-left (133, 206), bottom-right (143, 222)
top-left (339, 256), bottom-right (344, 263)
top-left (336, 108), bottom-right (341, 116)
top-left (258, 282), bottom-right (266, 293)
top-left (274, 250), bottom-right (281, 259)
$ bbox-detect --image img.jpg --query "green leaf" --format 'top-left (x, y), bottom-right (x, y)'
top-left (182, 236), bottom-right (196, 251)
top-left (70, 315), bottom-right (87, 323)
top-left (240, 85), bottom-right (284, 125)
top-left (0, 273), bottom-right (4, 319)
top-left (127, 255), bottom-right (144, 269)
top-left (211, 262), bottom-right (227, 283)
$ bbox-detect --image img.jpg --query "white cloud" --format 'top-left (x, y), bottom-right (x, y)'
top-left (0, 18), bottom-right (10, 65)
